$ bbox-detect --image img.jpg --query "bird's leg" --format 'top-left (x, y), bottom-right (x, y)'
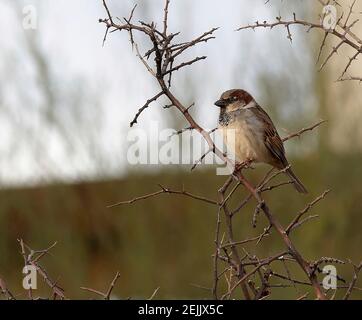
top-left (233, 162), bottom-right (243, 173)
top-left (233, 158), bottom-right (254, 174)
top-left (242, 158), bottom-right (255, 169)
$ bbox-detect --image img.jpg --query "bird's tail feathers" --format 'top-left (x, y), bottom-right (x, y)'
top-left (285, 168), bottom-right (308, 194)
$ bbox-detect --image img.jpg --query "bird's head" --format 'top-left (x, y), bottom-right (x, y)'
top-left (214, 89), bottom-right (254, 112)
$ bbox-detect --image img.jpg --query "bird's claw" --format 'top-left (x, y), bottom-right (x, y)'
top-left (233, 159), bottom-right (254, 173)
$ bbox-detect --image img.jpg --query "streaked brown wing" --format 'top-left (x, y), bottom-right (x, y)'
top-left (254, 105), bottom-right (288, 167)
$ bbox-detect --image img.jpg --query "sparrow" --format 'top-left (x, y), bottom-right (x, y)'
top-left (215, 89), bottom-right (308, 194)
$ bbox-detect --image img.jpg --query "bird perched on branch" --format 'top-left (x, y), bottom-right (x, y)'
top-left (215, 89), bottom-right (308, 193)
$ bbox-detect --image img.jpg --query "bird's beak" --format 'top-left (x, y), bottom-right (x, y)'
top-left (214, 99), bottom-right (227, 108)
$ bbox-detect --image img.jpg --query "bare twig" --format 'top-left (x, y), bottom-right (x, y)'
top-left (130, 92), bottom-right (164, 127)
top-left (282, 120), bottom-right (326, 142)
top-left (108, 184), bottom-right (218, 208)
top-left (344, 261), bottom-right (362, 300)
top-left (238, 1), bottom-right (362, 81)
top-left (81, 271), bottom-right (121, 300)
top-left (0, 276), bottom-right (15, 300)
top-left (17, 239), bottom-right (65, 300)
top-left (286, 190), bottom-right (330, 234)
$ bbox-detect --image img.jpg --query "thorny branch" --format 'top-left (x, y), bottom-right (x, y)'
top-left (0, 276), bottom-right (15, 300)
top-left (81, 271), bottom-right (121, 300)
top-left (0, 241), bottom-right (126, 300)
top-left (238, 0), bottom-right (362, 82)
top-left (18, 239), bottom-right (65, 300)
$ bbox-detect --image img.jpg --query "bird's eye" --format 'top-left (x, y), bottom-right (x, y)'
top-left (232, 96), bottom-right (238, 101)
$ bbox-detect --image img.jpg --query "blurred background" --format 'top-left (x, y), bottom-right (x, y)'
top-left (0, 0), bottom-right (361, 299)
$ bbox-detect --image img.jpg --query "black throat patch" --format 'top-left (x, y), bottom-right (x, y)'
top-left (218, 109), bottom-right (233, 126)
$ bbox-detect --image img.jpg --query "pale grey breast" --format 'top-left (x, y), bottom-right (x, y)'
top-left (218, 108), bottom-right (269, 163)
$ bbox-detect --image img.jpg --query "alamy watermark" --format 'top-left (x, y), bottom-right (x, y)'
top-left (22, 5), bottom-right (37, 30)
top-left (22, 265), bottom-right (37, 290)
top-left (322, 5), bottom-right (337, 30)
top-left (126, 121), bottom-right (236, 175)
top-left (322, 265), bottom-right (337, 290)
